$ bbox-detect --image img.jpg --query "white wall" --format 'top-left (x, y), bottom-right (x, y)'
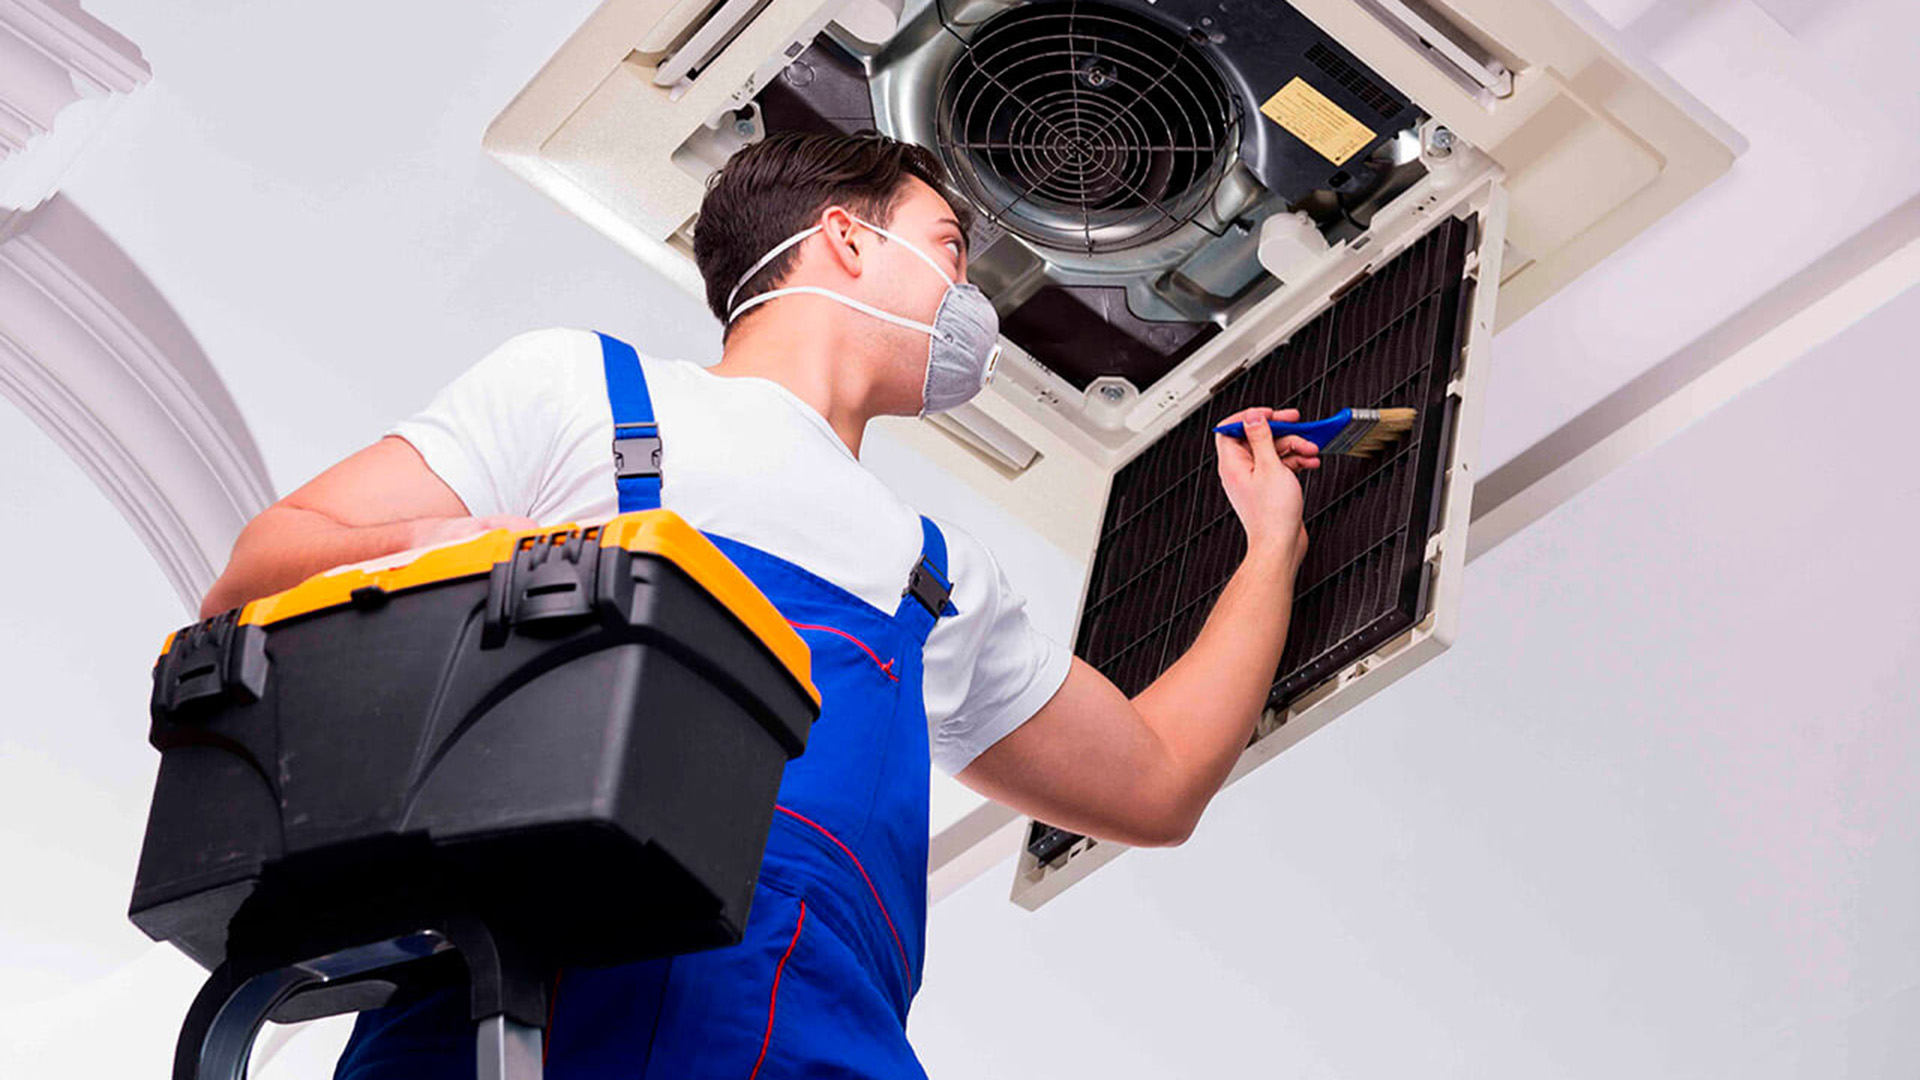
top-left (0, 404), bottom-right (241, 1068)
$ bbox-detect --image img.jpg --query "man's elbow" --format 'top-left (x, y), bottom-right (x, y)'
top-left (1131, 797), bottom-right (1200, 848)
top-left (1134, 824), bottom-right (1192, 849)
top-left (196, 507), bottom-right (284, 618)
top-left (1115, 743), bottom-right (1204, 848)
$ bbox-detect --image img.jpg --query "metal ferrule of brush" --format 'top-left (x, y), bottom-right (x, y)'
top-left (1320, 408), bottom-right (1381, 455)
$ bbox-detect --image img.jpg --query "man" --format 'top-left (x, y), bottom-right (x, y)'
top-left (202, 131), bottom-right (1320, 1078)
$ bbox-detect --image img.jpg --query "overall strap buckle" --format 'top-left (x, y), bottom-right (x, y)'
top-left (612, 421), bottom-right (661, 480)
top-left (904, 556), bottom-right (952, 618)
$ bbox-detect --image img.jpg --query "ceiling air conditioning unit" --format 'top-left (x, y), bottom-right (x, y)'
top-left (484, 0), bottom-right (1737, 908)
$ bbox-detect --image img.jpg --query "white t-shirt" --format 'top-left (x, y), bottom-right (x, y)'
top-left (384, 326), bottom-right (1072, 776)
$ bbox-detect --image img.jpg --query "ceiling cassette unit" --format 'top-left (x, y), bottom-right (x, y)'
top-left (485, 0), bottom-right (1737, 908)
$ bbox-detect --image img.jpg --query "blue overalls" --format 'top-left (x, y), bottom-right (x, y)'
top-left (335, 332), bottom-right (953, 1078)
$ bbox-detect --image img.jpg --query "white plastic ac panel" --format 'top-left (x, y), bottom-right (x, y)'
top-left (1012, 164), bottom-right (1507, 905)
top-left (482, 0), bottom-right (1738, 907)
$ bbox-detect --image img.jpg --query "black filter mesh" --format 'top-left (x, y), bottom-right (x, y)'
top-left (1028, 214), bottom-right (1476, 864)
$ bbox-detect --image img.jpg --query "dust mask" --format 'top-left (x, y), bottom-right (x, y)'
top-left (724, 212), bottom-right (1001, 415)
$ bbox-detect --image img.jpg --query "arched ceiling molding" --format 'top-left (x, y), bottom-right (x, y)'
top-left (0, 195), bottom-right (273, 614)
top-left (0, 4), bottom-right (268, 615)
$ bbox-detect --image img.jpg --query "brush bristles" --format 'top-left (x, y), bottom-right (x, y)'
top-left (1339, 407), bottom-right (1418, 457)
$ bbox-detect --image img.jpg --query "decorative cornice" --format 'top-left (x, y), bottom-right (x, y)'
top-left (2, 0), bottom-right (147, 96)
top-left (0, 195), bottom-right (273, 614)
top-left (0, 0), bottom-right (149, 212)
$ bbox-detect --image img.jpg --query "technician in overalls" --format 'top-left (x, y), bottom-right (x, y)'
top-left (199, 131), bottom-right (1321, 1077)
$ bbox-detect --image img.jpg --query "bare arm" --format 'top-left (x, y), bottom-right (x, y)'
top-left (197, 435), bottom-right (537, 618)
top-left (955, 405), bottom-right (1317, 847)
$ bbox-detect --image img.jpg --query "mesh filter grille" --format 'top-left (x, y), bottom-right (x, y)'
top-left (1029, 215), bottom-right (1476, 864)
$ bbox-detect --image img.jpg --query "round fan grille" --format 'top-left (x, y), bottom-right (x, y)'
top-left (935, 2), bottom-right (1239, 253)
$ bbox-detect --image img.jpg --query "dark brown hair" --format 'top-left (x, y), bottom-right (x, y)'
top-left (693, 130), bottom-right (973, 339)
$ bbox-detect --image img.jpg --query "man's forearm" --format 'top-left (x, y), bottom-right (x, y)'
top-left (1130, 539), bottom-right (1300, 832)
top-left (198, 506), bottom-right (432, 618)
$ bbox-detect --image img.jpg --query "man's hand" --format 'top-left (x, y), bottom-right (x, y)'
top-left (953, 404), bottom-right (1324, 848)
top-left (402, 514), bottom-right (542, 553)
top-left (1213, 405), bottom-right (1319, 564)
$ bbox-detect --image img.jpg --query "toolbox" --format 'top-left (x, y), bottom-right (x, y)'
top-left (128, 510), bottom-right (820, 1076)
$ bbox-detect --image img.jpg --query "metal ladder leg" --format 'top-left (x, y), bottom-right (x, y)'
top-left (175, 934), bottom-right (452, 1080)
top-left (477, 1014), bottom-right (545, 1080)
top-left (173, 921), bottom-right (551, 1080)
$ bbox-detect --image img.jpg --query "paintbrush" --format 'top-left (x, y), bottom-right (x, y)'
top-left (1212, 407), bottom-right (1418, 458)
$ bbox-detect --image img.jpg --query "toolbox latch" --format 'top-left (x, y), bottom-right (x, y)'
top-left (152, 609), bottom-right (270, 719)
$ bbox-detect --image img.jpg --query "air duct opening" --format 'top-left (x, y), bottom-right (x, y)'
top-left (934, 2), bottom-right (1241, 253)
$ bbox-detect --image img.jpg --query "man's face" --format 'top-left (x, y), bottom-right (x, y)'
top-left (862, 176), bottom-right (971, 322)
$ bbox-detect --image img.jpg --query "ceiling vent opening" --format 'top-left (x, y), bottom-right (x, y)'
top-left (933, 2), bottom-right (1241, 254)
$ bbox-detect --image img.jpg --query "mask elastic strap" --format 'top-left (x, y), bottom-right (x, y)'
top-left (856, 216), bottom-right (955, 287)
top-left (729, 285), bottom-right (955, 342)
top-left (725, 212), bottom-right (956, 320)
top-left (725, 224), bottom-right (825, 315)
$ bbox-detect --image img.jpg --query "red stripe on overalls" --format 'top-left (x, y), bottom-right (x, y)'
top-left (773, 805), bottom-right (912, 985)
top-left (749, 900), bottom-right (807, 1080)
top-left (785, 620), bottom-right (898, 681)
top-left (543, 968), bottom-right (561, 1067)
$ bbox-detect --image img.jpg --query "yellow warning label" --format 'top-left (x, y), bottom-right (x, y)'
top-left (1259, 77), bottom-right (1376, 167)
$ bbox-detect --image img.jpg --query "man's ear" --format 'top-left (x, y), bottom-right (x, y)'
top-left (818, 206), bottom-right (869, 279)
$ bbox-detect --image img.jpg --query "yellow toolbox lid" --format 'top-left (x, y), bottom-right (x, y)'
top-left (169, 510), bottom-right (818, 707)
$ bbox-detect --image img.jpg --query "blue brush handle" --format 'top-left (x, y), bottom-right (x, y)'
top-left (1212, 407), bottom-right (1351, 448)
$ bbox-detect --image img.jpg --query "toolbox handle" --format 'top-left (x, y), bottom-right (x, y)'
top-left (151, 610), bottom-right (270, 721)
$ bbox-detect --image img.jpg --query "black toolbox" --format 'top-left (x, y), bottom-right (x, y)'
top-left (130, 509), bottom-right (820, 1065)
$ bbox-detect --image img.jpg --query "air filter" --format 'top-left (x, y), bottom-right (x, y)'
top-left (1029, 214), bottom-right (1476, 864)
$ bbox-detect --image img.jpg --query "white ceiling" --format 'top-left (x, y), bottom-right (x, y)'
top-left (1, 0), bottom-right (1915, 1075)
top-left (910, 282), bottom-right (1920, 1078)
top-left (1481, 0), bottom-right (1920, 468)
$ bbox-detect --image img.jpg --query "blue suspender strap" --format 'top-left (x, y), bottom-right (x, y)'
top-left (601, 328), bottom-right (950, 625)
top-left (599, 331), bottom-right (662, 513)
top-left (899, 515), bottom-right (959, 627)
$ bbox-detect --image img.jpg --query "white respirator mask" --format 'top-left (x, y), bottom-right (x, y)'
top-left (724, 210), bottom-right (1001, 416)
